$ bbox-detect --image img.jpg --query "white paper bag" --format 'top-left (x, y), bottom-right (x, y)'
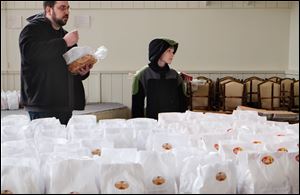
top-left (100, 163), bottom-right (145, 194)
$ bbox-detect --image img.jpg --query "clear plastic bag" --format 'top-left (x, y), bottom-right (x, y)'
top-left (63, 46), bottom-right (108, 65)
top-left (63, 46), bottom-right (108, 74)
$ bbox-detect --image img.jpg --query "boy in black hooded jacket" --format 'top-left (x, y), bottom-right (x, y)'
top-left (131, 38), bottom-right (187, 119)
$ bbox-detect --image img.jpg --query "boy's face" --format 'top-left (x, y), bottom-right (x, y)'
top-left (158, 47), bottom-right (175, 67)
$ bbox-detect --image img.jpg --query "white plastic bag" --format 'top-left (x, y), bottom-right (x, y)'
top-left (180, 153), bottom-right (221, 194)
top-left (138, 151), bottom-right (178, 194)
top-left (63, 46), bottom-right (107, 65)
top-left (147, 133), bottom-right (191, 152)
top-left (100, 148), bottom-right (138, 164)
top-left (237, 152), bottom-right (291, 194)
top-left (6, 91), bottom-right (19, 110)
top-left (45, 158), bottom-right (100, 194)
top-left (1, 90), bottom-right (8, 110)
top-left (284, 152), bottom-right (299, 194)
top-left (192, 160), bottom-right (237, 194)
top-left (100, 163), bottom-right (145, 194)
top-left (1, 157), bottom-right (43, 194)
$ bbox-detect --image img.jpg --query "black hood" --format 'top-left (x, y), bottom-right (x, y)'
top-left (148, 38), bottom-right (178, 63)
top-left (26, 12), bottom-right (49, 25)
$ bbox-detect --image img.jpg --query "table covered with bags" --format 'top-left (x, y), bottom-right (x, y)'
top-left (1, 110), bottom-right (299, 194)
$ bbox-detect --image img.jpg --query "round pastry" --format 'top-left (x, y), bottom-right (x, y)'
top-left (215, 172), bottom-right (227, 181)
top-left (277, 147), bottom-right (288, 152)
top-left (261, 155), bottom-right (274, 165)
top-left (252, 140), bottom-right (262, 144)
top-left (114, 181), bottom-right (129, 190)
top-left (162, 143), bottom-right (172, 151)
top-left (68, 54), bottom-right (97, 74)
top-left (152, 176), bottom-right (166, 185)
top-left (232, 147), bottom-right (243, 155)
top-left (214, 143), bottom-right (219, 151)
top-left (91, 148), bottom-right (101, 156)
top-left (1, 190), bottom-right (13, 194)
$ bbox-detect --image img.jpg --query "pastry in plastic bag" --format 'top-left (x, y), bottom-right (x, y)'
top-left (63, 46), bottom-right (107, 74)
top-left (68, 54), bottom-right (97, 74)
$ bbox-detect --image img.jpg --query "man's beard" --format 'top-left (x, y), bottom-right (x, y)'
top-left (52, 10), bottom-right (68, 27)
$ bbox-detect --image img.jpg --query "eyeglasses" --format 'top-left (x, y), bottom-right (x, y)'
top-left (55, 5), bottom-right (70, 12)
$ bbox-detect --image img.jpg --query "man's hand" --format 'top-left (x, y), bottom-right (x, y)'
top-left (77, 64), bottom-right (93, 76)
top-left (63, 30), bottom-right (79, 47)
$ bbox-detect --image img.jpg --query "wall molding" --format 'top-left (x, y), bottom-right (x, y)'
top-left (2, 70), bottom-right (296, 108)
top-left (1, 1), bottom-right (293, 10)
top-left (0, 70), bottom-right (287, 75)
top-left (285, 70), bottom-right (299, 79)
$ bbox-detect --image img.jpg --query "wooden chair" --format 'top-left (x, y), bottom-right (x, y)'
top-left (244, 76), bottom-right (264, 108)
top-left (290, 80), bottom-right (299, 112)
top-left (280, 78), bottom-right (295, 110)
top-left (267, 76), bottom-right (281, 83)
top-left (190, 76), bottom-right (212, 111)
top-left (220, 80), bottom-right (245, 112)
top-left (214, 76), bottom-right (240, 110)
top-left (258, 80), bottom-right (281, 110)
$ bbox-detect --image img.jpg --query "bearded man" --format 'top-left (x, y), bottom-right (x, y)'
top-left (19, 1), bottom-right (92, 125)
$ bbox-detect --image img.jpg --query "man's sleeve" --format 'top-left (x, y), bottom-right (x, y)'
top-left (131, 78), bottom-right (145, 118)
top-left (19, 25), bottom-right (68, 62)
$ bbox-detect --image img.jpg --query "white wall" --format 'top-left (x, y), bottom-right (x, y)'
top-left (1, 1), bottom-right (298, 107)
top-left (287, 1), bottom-right (299, 78)
top-left (1, 1), bottom-right (292, 72)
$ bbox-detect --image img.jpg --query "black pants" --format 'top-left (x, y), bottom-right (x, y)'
top-left (28, 111), bottom-right (72, 125)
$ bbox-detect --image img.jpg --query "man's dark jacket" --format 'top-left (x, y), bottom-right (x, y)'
top-left (19, 13), bottom-right (89, 112)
